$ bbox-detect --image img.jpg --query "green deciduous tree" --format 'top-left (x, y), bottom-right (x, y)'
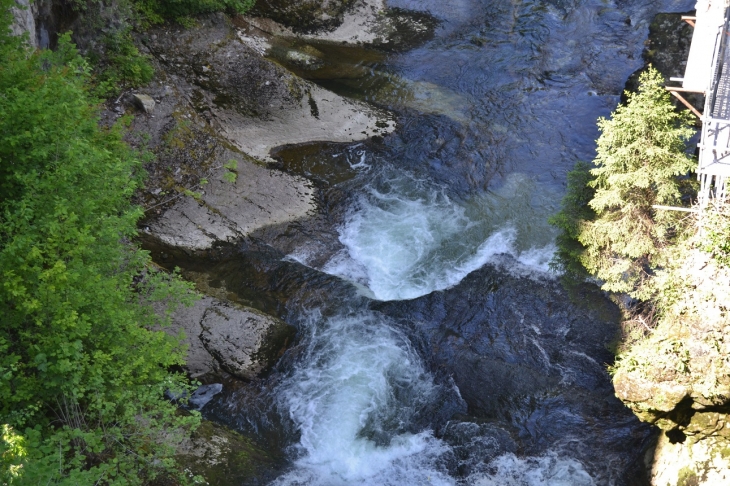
top-left (0, 4), bottom-right (199, 484)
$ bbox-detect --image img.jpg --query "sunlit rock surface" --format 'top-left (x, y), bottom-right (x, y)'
top-left (170, 296), bottom-right (294, 380)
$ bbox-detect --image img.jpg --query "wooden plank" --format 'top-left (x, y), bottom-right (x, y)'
top-left (652, 205), bottom-right (698, 213)
top-left (682, 17), bottom-right (696, 28)
top-left (666, 86), bottom-right (706, 93)
top-left (669, 90), bottom-right (703, 118)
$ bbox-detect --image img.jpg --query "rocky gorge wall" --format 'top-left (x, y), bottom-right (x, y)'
top-left (609, 12), bottom-right (730, 486)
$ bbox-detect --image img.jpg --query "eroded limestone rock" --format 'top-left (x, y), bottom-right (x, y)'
top-left (146, 161), bottom-right (316, 251)
top-left (649, 433), bottom-right (730, 486)
top-left (136, 14), bottom-right (393, 251)
top-left (9, 0), bottom-right (37, 48)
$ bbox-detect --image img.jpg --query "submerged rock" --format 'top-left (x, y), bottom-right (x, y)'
top-left (374, 261), bottom-right (652, 484)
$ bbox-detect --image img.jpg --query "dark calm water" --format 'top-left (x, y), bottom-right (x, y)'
top-left (194, 0), bottom-right (696, 484)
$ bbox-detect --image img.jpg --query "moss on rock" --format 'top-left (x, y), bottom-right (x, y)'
top-left (177, 419), bottom-right (275, 485)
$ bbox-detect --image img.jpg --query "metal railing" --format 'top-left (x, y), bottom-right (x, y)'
top-left (698, 7), bottom-right (730, 206)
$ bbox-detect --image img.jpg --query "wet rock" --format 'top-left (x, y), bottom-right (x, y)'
top-left (189, 383), bottom-right (224, 409)
top-left (133, 14), bottom-right (393, 252)
top-left (200, 303), bottom-right (294, 380)
top-left (249, 0), bottom-right (356, 33)
top-left (243, 0), bottom-right (438, 50)
top-left (441, 421), bottom-right (518, 476)
top-left (143, 16), bottom-right (394, 162)
top-left (170, 296), bottom-right (294, 380)
top-left (374, 262), bottom-right (652, 484)
top-left (146, 161), bottom-right (316, 251)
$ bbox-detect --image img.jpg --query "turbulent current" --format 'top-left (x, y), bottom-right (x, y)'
top-left (321, 170), bottom-right (558, 301)
top-left (192, 0), bottom-right (697, 484)
top-left (269, 311), bottom-right (595, 486)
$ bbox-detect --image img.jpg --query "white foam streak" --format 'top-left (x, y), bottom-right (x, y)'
top-left (468, 453), bottom-right (595, 486)
top-left (324, 189), bottom-right (557, 301)
top-left (272, 312), bottom-right (451, 486)
top-left (271, 312), bottom-right (596, 486)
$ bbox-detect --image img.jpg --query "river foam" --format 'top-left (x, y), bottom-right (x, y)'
top-left (270, 311), bottom-right (595, 486)
top-left (318, 170), bottom-right (559, 301)
top-left (468, 453), bottom-right (595, 486)
top-left (271, 311), bottom-right (453, 485)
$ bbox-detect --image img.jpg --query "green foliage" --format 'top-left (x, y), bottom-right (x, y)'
top-left (551, 67), bottom-right (696, 295)
top-left (702, 205), bottom-right (730, 267)
top-left (0, 3), bottom-right (199, 483)
top-left (1, 425), bottom-right (26, 483)
top-left (134, 0), bottom-right (255, 26)
top-left (91, 29), bottom-right (154, 98)
top-left (549, 161), bottom-right (596, 276)
top-left (223, 159), bottom-right (238, 183)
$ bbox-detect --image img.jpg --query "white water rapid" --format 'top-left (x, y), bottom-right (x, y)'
top-left (321, 170), bottom-right (559, 301)
top-left (271, 311), bottom-right (454, 485)
top-left (270, 311), bottom-right (595, 486)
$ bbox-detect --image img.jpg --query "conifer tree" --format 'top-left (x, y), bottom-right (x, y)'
top-left (551, 67), bottom-right (696, 295)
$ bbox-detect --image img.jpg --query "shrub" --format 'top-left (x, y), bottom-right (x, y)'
top-left (0, 5), bottom-right (199, 484)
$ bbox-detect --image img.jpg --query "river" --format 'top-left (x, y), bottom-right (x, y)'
top-left (184, 0), bottom-right (696, 483)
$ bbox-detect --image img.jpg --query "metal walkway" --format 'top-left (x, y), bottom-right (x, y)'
top-left (692, 1), bottom-right (730, 205)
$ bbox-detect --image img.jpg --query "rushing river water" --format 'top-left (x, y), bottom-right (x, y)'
top-left (179, 0), bottom-right (697, 484)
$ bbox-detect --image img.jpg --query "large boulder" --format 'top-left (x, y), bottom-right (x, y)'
top-left (171, 296), bottom-right (295, 380)
top-left (249, 0), bottom-right (356, 33)
top-left (132, 14), bottom-right (393, 252)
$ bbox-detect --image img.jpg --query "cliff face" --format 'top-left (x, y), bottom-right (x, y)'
top-left (612, 239), bottom-right (730, 484)
top-left (9, 0), bottom-right (36, 48)
top-left (603, 11), bottom-right (730, 484)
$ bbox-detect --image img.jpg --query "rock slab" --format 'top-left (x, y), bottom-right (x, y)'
top-left (171, 297), bottom-right (294, 380)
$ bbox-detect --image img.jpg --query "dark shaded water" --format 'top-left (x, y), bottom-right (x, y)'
top-left (171, 0), bottom-right (696, 483)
